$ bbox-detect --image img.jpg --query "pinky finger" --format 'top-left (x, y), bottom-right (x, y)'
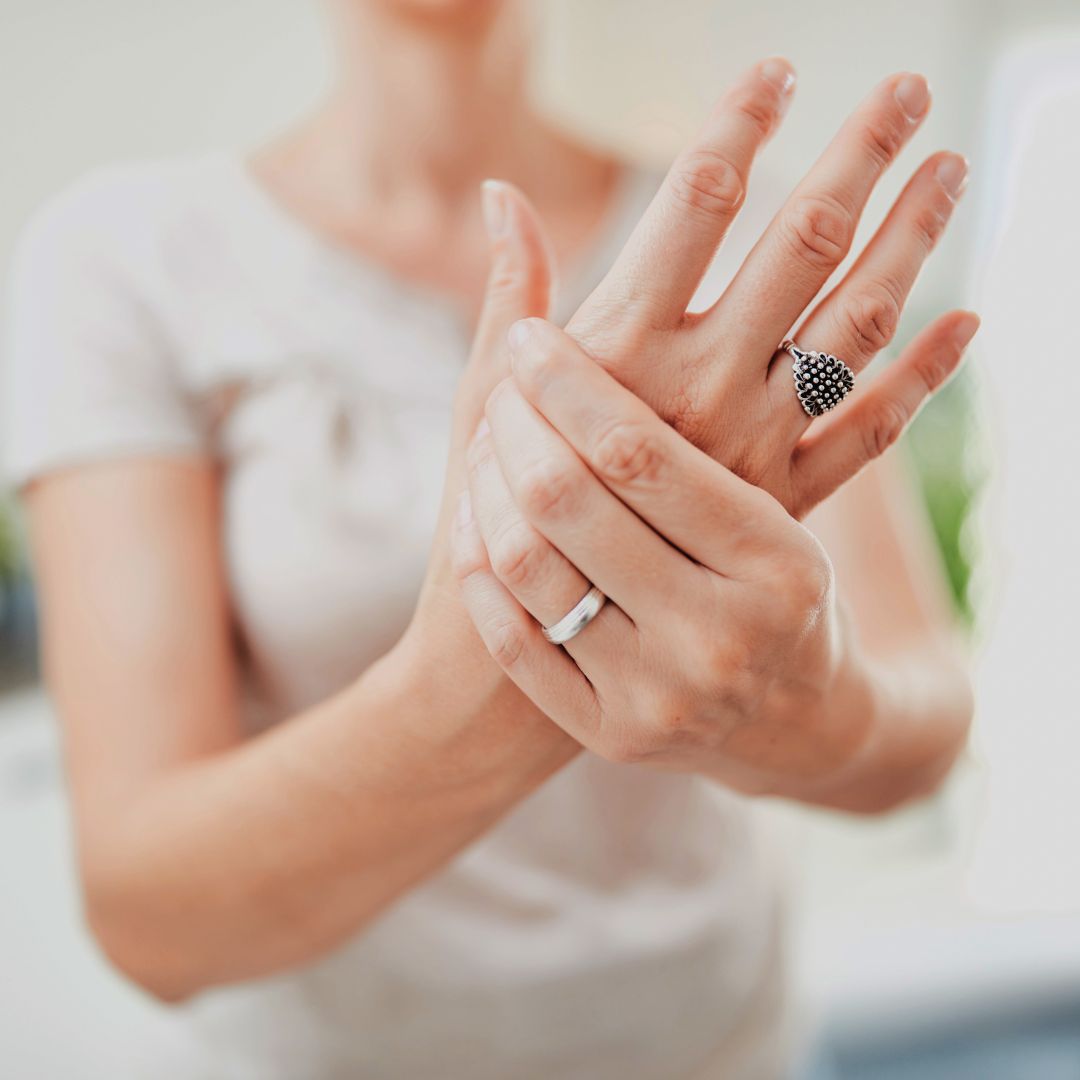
top-left (450, 490), bottom-right (601, 742)
top-left (790, 310), bottom-right (979, 517)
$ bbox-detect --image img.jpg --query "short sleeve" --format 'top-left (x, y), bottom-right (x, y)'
top-left (1, 170), bottom-right (206, 488)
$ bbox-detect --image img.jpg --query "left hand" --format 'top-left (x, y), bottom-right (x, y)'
top-left (451, 319), bottom-right (926, 798)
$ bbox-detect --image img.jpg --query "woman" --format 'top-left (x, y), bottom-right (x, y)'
top-left (3, 1), bottom-right (975, 1076)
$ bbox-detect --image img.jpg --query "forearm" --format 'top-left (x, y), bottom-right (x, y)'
top-left (807, 639), bottom-right (973, 813)
top-left (789, 460), bottom-right (975, 814)
top-left (687, 617), bottom-right (972, 814)
top-left (82, 627), bottom-right (577, 1001)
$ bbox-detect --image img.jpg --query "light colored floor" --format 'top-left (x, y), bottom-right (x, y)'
top-left (4, 687), bottom-right (1080, 1077)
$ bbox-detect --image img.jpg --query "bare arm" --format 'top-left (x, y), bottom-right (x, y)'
top-left (31, 461), bottom-right (573, 1002)
top-left (801, 452), bottom-right (972, 811)
top-left (27, 185), bottom-right (574, 1003)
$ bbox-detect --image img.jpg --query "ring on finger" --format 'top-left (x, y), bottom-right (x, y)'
top-left (780, 339), bottom-right (856, 417)
top-left (542, 585), bottom-right (607, 646)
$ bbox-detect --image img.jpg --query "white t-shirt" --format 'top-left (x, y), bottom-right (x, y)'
top-left (2, 155), bottom-right (792, 1079)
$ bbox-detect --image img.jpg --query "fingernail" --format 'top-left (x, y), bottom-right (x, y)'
top-left (481, 180), bottom-right (508, 240)
top-left (761, 58), bottom-right (796, 95)
top-left (473, 417), bottom-right (491, 442)
top-left (507, 319), bottom-right (533, 352)
top-left (895, 74), bottom-right (930, 121)
top-left (936, 154), bottom-right (969, 200)
top-left (455, 489), bottom-right (473, 529)
top-left (953, 312), bottom-right (980, 348)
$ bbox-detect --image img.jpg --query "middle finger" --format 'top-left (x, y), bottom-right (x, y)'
top-left (707, 72), bottom-right (932, 361)
top-left (569, 57), bottom-right (796, 338)
top-left (787, 150), bottom-right (968, 376)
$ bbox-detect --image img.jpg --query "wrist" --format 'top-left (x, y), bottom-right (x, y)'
top-left (817, 636), bottom-right (882, 780)
top-left (790, 629), bottom-right (972, 813)
top-left (384, 605), bottom-right (581, 795)
top-left (758, 620), bottom-right (881, 806)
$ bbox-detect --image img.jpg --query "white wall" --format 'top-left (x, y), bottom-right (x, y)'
top-left (3, 0), bottom-right (1063, 313)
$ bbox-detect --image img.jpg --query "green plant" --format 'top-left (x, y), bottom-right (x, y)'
top-left (0, 496), bottom-right (20, 585)
top-left (906, 366), bottom-right (983, 628)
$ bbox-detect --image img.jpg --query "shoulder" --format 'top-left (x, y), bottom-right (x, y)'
top-left (22, 155), bottom-right (232, 231)
top-left (3, 159), bottom-right (226, 485)
top-left (13, 155), bottom-right (239, 280)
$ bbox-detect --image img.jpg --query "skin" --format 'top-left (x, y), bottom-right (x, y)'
top-left (454, 59), bottom-right (977, 809)
top-left (24, 0), bottom-right (973, 1003)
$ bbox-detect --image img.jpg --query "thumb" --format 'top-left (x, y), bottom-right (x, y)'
top-left (425, 182), bottom-right (555, 603)
top-left (464, 180), bottom-right (556, 408)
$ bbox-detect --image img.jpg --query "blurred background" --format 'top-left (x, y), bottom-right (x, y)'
top-left (1, 0), bottom-right (1078, 1076)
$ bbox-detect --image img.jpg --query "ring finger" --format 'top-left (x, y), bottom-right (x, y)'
top-left (467, 419), bottom-right (631, 667)
top-left (795, 151), bottom-right (968, 372)
top-left (767, 150), bottom-right (969, 431)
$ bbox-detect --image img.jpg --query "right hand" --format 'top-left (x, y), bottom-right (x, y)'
top-left (413, 57), bottom-right (974, 701)
top-left (557, 57), bottom-right (973, 520)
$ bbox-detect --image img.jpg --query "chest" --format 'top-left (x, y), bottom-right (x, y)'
top-left (182, 280), bottom-right (468, 715)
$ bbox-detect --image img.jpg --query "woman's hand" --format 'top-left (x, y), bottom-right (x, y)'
top-left (424, 55), bottom-right (977, 662)
top-left (452, 320), bottom-right (970, 808)
top-left (405, 179), bottom-right (560, 696)
top-left (435, 57), bottom-right (978, 804)
top-left (559, 59), bottom-right (975, 517)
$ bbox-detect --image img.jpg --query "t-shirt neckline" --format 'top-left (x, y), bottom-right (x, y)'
top-left (219, 150), bottom-right (653, 328)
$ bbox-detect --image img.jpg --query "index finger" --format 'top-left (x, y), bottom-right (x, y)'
top-left (507, 318), bottom-right (790, 571)
top-left (570, 57), bottom-right (796, 338)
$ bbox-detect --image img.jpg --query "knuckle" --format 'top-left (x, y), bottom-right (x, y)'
top-left (696, 639), bottom-right (762, 722)
top-left (482, 377), bottom-right (516, 419)
top-left (598, 730), bottom-right (653, 766)
top-left (518, 326), bottom-right (564, 375)
top-left (790, 552), bottom-right (834, 614)
top-left (670, 147), bottom-right (747, 222)
top-left (517, 459), bottom-right (580, 522)
top-left (756, 538), bottom-right (833, 619)
top-left (785, 194), bottom-right (855, 271)
top-left (699, 634), bottom-right (757, 685)
top-left (571, 294), bottom-right (652, 350)
top-left (659, 368), bottom-right (713, 448)
top-left (592, 420), bottom-right (664, 486)
top-left (595, 689), bottom-right (695, 765)
top-left (510, 330), bottom-right (567, 396)
top-left (638, 693), bottom-right (694, 755)
top-left (860, 115), bottom-right (906, 171)
top-left (450, 538), bottom-right (484, 584)
top-left (729, 87), bottom-right (780, 137)
top-left (841, 284), bottom-right (901, 355)
top-left (466, 432), bottom-right (495, 474)
top-left (486, 617), bottom-right (527, 669)
top-left (726, 487), bottom-right (785, 547)
top-left (861, 397), bottom-right (911, 461)
top-left (911, 203), bottom-right (949, 251)
top-left (649, 707), bottom-right (690, 748)
top-left (912, 346), bottom-right (955, 394)
top-left (486, 257), bottom-right (529, 299)
top-left (488, 521), bottom-right (546, 590)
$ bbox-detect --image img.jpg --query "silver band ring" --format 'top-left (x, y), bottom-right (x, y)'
top-left (780, 339), bottom-right (856, 418)
top-left (542, 586), bottom-right (607, 646)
